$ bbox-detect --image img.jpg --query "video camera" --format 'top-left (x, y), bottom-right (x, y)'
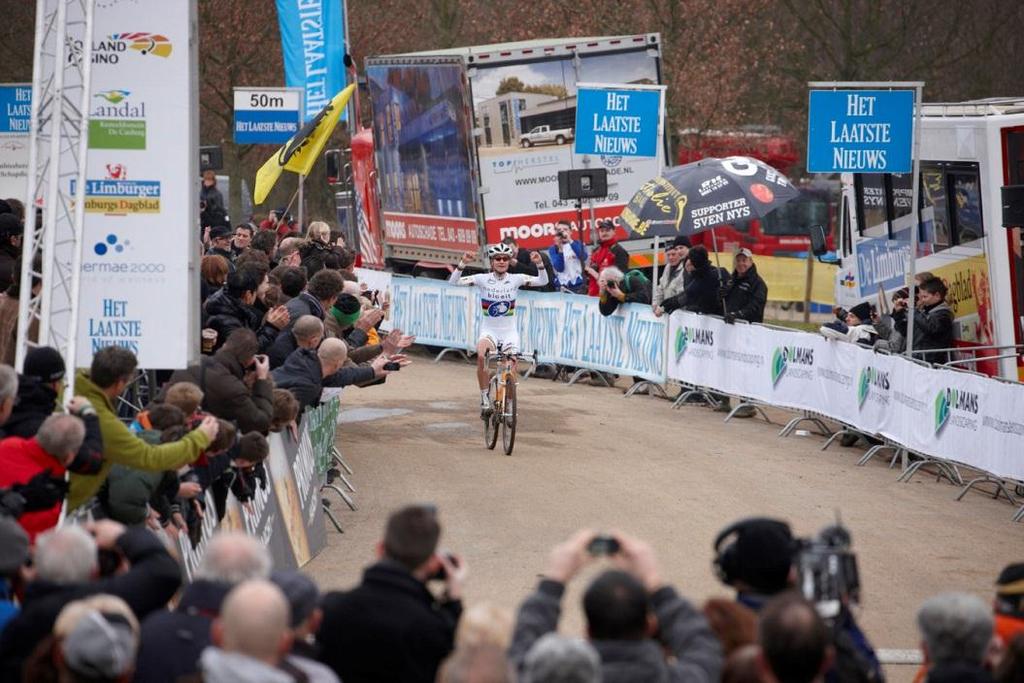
top-left (795, 520), bottom-right (861, 621)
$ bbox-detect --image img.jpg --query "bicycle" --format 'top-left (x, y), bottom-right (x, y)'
top-left (483, 348), bottom-right (537, 455)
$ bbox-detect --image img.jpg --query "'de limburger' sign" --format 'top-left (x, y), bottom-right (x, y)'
top-left (575, 87), bottom-right (661, 158)
top-left (806, 89), bottom-right (914, 174)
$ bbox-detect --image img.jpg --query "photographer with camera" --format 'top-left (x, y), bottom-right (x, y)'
top-left (547, 220), bottom-right (588, 294)
top-left (508, 529), bottom-right (722, 683)
top-left (317, 504), bottom-right (467, 683)
top-left (712, 517), bottom-right (883, 682)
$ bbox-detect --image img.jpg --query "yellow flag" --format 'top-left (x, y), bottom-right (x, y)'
top-left (254, 83), bottom-right (356, 205)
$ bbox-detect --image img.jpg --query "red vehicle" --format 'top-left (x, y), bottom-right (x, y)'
top-left (677, 129), bottom-right (837, 257)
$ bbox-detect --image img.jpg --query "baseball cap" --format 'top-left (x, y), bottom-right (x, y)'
top-left (735, 247), bottom-right (753, 259)
top-left (271, 570), bottom-right (321, 627)
top-left (0, 518), bottom-right (29, 574)
top-left (597, 219), bottom-right (616, 230)
top-left (56, 598), bottom-right (140, 680)
top-left (23, 346), bottom-right (66, 383)
top-left (669, 235), bottom-right (692, 249)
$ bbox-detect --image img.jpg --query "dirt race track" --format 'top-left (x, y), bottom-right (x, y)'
top-left (305, 349), bottom-right (1017, 681)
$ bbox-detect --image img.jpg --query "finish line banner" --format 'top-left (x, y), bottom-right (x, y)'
top-left (666, 311), bottom-right (1024, 482)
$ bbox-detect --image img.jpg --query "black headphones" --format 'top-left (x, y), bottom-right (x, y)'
top-left (712, 517), bottom-right (792, 586)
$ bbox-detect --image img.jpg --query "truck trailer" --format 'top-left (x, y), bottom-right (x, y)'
top-left (358, 33), bottom-right (667, 272)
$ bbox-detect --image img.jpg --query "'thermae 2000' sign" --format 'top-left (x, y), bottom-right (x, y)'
top-left (806, 90), bottom-right (914, 173)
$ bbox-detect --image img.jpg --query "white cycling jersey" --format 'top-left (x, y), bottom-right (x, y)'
top-left (448, 266), bottom-right (548, 349)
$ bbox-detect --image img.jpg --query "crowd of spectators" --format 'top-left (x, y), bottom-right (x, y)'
top-left (2, 483), bottom-right (1022, 683)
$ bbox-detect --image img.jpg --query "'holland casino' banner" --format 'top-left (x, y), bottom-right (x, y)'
top-left (276, 0), bottom-right (347, 121)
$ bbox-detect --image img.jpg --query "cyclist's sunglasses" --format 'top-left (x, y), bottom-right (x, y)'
top-left (491, 255), bottom-right (511, 262)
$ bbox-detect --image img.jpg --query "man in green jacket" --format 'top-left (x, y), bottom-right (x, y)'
top-left (68, 346), bottom-right (219, 510)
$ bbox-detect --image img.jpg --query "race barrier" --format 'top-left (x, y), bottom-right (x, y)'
top-left (388, 276), bottom-right (665, 382)
top-left (176, 400), bottom-right (337, 580)
top-left (667, 311), bottom-right (1024, 483)
top-left (362, 268), bottom-right (1024, 490)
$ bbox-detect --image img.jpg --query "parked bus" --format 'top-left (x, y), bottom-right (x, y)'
top-left (833, 98), bottom-right (1024, 380)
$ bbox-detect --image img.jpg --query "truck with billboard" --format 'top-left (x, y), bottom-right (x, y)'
top-left (832, 98), bottom-right (1024, 380)
top-left (357, 34), bottom-right (667, 272)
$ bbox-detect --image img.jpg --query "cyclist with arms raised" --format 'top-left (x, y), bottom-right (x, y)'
top-left (450, 243), bottom-right (547, 416)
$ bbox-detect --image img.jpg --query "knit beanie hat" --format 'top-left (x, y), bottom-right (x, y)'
top-left (331, 293), bottom-right (362, 329)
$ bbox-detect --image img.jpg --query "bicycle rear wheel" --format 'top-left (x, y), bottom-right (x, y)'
top-left (502, 379), bottom-right (517, 455)
top-left (484, 377), bottom-right (499, 450)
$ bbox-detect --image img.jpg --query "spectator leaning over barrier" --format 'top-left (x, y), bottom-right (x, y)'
top-left (1, 346), bottom-right (104, 475)
top-left (272, 336), bottom-right (397, 413)
top-left (917, 593), bottom-right (996, 683)
top-left (133, 532), bottom-right (272, 683)
top-left (509, 530), bottom-right (723, 683)
top-left (69, 347), bottom-right (218, 511)
top-left (712, 517), bottom-right (883, 681)
top-left (597, 266), bottom-right (652, 317)
top-left (548, 220), bottom-right (588, 294)
top-left (521, 633), bottom-right (601, 683)
top-left (0, 363), bottom-right (16, 425)
top-left (166, 328), bottom-right (275, 435)
top-left (318, 503), bottom-right (467, 682)
top-left (200, 579), bottom-right (295, 683)
top-left (653, 235), bottom-right (691, 310)
top-left (657, 246), bottom-right (725, 317)
top-left (820, 302), bottom-right (879, 347)
top-left (0, 414), bottom-right (84, 541)
top-left (0, 520), bottom-right (182, 680)
top-left (204, 269), bottom-right (291, 354)
top-left (585, 219), bottom-right (629, 296)
top-left (270, 570), bottom-right (341, 683)
top-left (757, 592), bottom-right (833, 683)
top-left (896, 276), bottom-right (955, 364)
top-left (722, 248), bottom-right (767, 324)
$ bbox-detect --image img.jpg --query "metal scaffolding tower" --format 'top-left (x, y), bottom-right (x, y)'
top-left (15, 0), bottom-right (94, 398)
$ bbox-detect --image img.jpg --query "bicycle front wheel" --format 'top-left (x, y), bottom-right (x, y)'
top-left (502, 379), bottom-right (517, 455)
top-left (484, 377), bottom-right (499, 450)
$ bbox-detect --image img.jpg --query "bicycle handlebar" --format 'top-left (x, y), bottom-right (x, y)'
top-left (484, 349), bottom-right (539, 363)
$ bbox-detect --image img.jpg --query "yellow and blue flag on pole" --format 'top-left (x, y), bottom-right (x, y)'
top-left (254, 83), bottom-right (356, 205)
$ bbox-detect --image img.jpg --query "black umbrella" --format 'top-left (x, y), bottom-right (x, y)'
top-left (620, 156), bottom-right (800, 239)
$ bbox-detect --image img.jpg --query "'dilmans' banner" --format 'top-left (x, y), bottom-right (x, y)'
top-left (275, 0), bottom-right (347, 122)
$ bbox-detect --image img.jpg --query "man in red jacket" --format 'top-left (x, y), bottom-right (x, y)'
top-left (0, 414), bottom-right (85, 541)
top-left (584, 220), bottom-right (629, 296)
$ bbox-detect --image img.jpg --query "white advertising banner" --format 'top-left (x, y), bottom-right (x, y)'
top-left (389, 278), bottom-right (474, 349)
top-left (76, 3), bottom-right (196, 368)
top-left (666, 311), bottom-right (1024, 482)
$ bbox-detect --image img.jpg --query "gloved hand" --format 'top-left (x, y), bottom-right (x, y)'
top-left (724, 312), bottom-right (737, 324)
top-left (12, 471), bottom-right (68, 511)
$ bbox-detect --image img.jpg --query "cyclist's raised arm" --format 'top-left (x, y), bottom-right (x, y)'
top-left (523, 251), bottom-right (549, 288)
top-left (448, 251), bottom-right (478, 285)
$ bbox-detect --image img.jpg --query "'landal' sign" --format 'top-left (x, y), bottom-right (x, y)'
top-left (574, 86), bottom-right (661, 158)
top-left (806, 89), bottom-right (914, 173)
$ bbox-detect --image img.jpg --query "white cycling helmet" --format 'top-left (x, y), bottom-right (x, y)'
top-left (486, 243), bottom-right (515, 258)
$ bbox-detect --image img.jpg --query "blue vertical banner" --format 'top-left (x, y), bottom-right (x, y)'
top-left (275, 0), bottom-right (347, 121)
